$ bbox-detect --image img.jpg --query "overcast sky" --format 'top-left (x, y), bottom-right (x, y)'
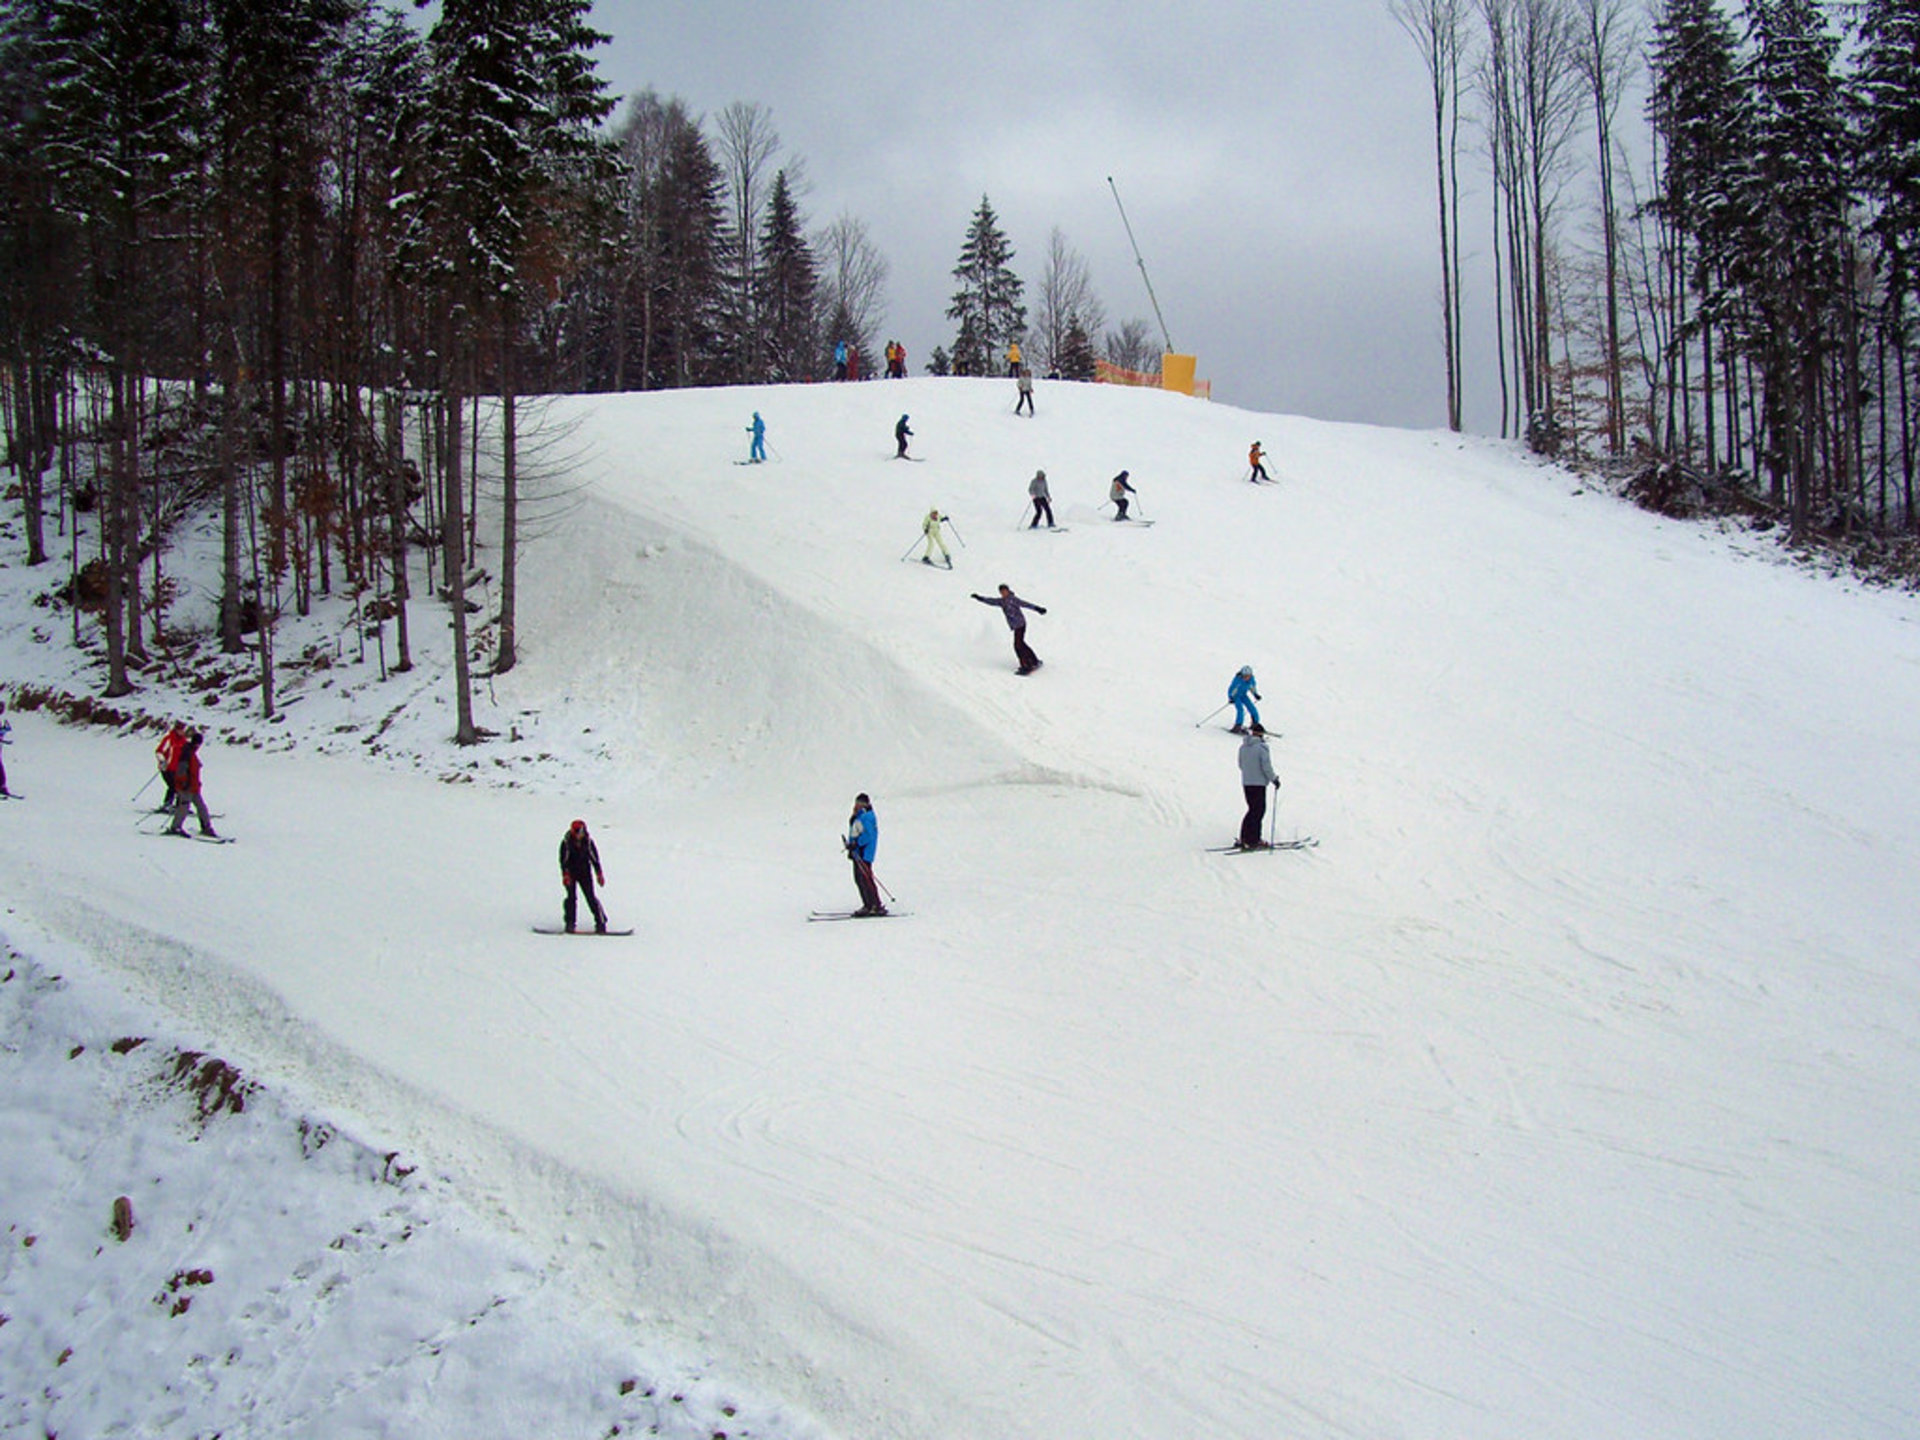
top-left (581, 1), bottom-right (1465, 430)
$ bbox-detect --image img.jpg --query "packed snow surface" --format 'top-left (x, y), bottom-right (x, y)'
top-left (4, 376), bottom-right (1920, 1438)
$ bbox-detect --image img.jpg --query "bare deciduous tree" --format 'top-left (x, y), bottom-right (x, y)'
top-left (1030, 228), bottom-right (1107, 377)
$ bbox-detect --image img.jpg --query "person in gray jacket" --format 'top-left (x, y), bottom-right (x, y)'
top-left (1027, 469), bottom-right (1054, 528)
top-left (1237, 722), bottom-right (1278, 849)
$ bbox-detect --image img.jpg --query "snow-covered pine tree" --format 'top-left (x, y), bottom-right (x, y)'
top-left (757, 168), bottom-right (818, 384)
top-left (42, 0), bottom-right (204, 696)
top-left (946, 195), bottom-right (1025, 376)
top-left (1735, 0), bottom-right (1853, 534)
top-left (1852, 0), bottom-right (1920, 526)
top-left (1648, 0), bottom-right (1747, 464)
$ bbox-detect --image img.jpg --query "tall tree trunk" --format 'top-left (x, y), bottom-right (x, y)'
top-left (496, 304), bottom-right (519, 674)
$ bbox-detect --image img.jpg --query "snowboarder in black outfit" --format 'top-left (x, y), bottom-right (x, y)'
top-left (895, 414), bottom-right (913, 458)
top-left (1237, 723), bottom-right (1278, 849)
top-left (972, 583), bottom-right (1046, 673)
top-left (846, 793), bottom-right (886, 916)
top-left (559, 818), bottom-right (608, 932)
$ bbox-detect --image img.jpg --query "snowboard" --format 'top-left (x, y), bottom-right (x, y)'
top-left (532, 925), bottom-right (634, 936)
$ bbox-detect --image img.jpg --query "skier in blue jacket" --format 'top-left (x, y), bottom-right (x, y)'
top-left (846, 793), bottom-right (886, 915)
top-left (746, 411), bottom-right (767, 462)
top-left (1228, 665), bottom-right (1261, 733)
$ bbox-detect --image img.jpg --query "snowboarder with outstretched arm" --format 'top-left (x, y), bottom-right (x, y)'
top-left (895, 414), bottom-right (913, 458)
top-left (846, 793), bottom-right (886, 916)
top-left (919, 508), bottom-right (953, 567)
top-left (1248, 441), bottom-right (1271, 483)
top-left (559, 818), bottom-right (608, 933)
top-left (1228, 665), bottom-right (1262, 733)
top-left (746, 411), bottom-right (766, 463)
top-left (1109, 470), bottom-right (1137, 520)
top-left (164, 730), bottom-right (218, 838)
top-left (1237, 722), bottom-right (1279, 849)
top-left (1027, 469), bottom-right (1054, 528)
top-left (972, 583), bottom-right (1046, 673)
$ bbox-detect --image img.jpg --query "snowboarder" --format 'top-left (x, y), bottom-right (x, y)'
top-left (895, 414), bottom-right (913, 458)
top-left (1109, 470), bottom-right (1137, 520)
top-left (559, 817), bottom-right (608, 933)
top-left (972, 583), bottom-right (1046, 674)
top-left (0, 700), bottom-right (11, 797)
top-left (746, 411), bottom-right (767, 463)
top-left (919, 508), bottom-right (953, 567)
top-left (834, 339), bottom-right (849, 381)
top-left (1014, 368), bottom-right (1034, 416)
top-left (1228, 665), bottom-right (1262, 733)
top-left (846, 793), bottom-right (886, 916)
top-left (1248, 441), bottom-right (1271, 484)
top-left (164, 730), bottom-right (219, 838)
top-left (1027, 469), bottom-right (1054, 528)
top-left (1237, 722), bottom-right (1278, 849)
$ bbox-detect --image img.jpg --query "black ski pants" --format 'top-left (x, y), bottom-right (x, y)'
top-left (1240, 784), bottom-right (1269, 848)
top-left (1029, 497), bottom-right (1054, 528)
top-left (564, 872), bottom-right (606, 930)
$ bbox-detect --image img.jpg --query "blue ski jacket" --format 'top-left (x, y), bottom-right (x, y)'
top-left (847, 805), bottom-right (878, 862)
top-left (1228, 669), bottom-right (1260, 704)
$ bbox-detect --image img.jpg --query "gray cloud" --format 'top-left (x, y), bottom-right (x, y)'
top-left (588, 0), bottom-right (1455, 427)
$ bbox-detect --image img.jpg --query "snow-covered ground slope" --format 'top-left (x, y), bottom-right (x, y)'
top-left (4, 376), bottom-right (1920, 1438)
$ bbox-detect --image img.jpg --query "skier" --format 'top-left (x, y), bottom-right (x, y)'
top-left (1248, 441), bottom-right (1271, 484)
top-left (895, 413), bottom-right (913, 458)
top-left (1027, 469), bottom-right (1054, 528)
top-left (919, 508), bottom-right (953, 567)
top-left (1228, 665), bottom-right (1262, 733)
top-left (1237, 722), bottom-right (1279, 850)
top-left (164, 730), bottom-right (219, 839)
top-left (1109, 469), bottom-right (1137, 520)
top-left (834, 339), bottom-right (849, 381)
top-left (746, 411), bottom-right (767, 463)
top-left (846, 793), bottom-right (886, 916)
top-left (558, 817), bottom-right (608, 933)
top-left (0, 699), bottom-right (11, 797)
top-left (1014, 368), bottom-right (1034, 416)
top-left (972, 583), bottom-right (1046, 674)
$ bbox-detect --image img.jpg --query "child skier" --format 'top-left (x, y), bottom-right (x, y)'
top-left (1109, 470), bottom-right (1137, 520)
top-left (1248, 441), bottom-right (1271, 483)
top-left (1228, 665), bottom-right (1262, 733)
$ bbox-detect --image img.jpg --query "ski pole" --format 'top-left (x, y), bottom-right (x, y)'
top-left (1269, 782), bottom-right (1280, 848)
top-left (1194, 701), bottom-right (1230, 728)
top-left (945, 517), bottom-right (967, 547)
top-left (899, 533), bottom-right (925, 562)
top-left (873, 868), bottom-right (897, 904)
top-left (132, 770), bottom-right (159, 803)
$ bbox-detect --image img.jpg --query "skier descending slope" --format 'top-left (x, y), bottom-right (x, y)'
top-left (972, 583), bottom-right (1047, 674)
top-left (1228, 665), bottom-right (1262, 733)
top-left (895, 414), bottom-right (913, 458)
